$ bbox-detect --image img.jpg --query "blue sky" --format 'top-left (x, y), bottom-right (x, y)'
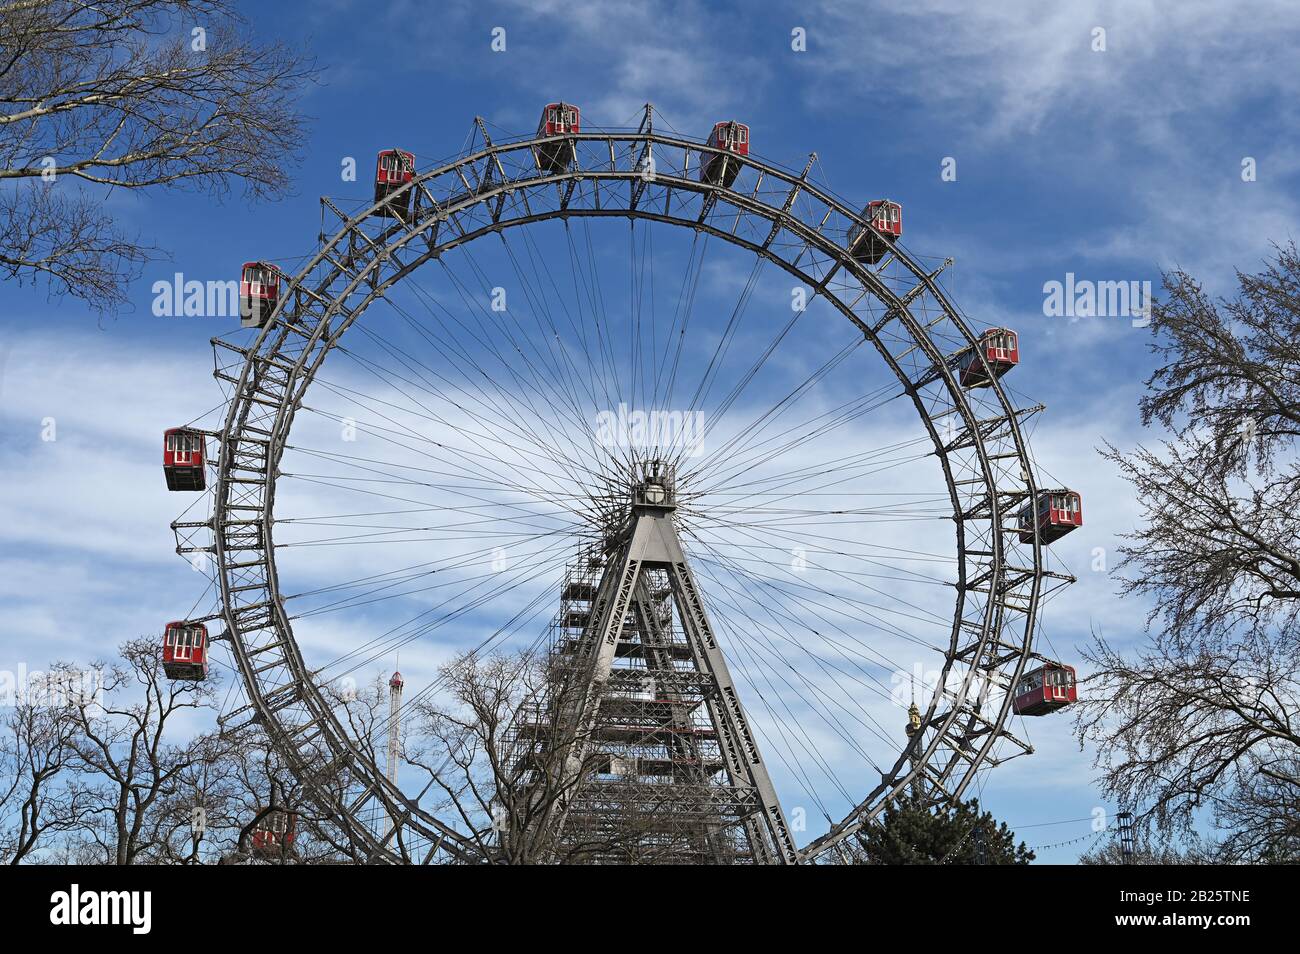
top-left (3, 0), bottom-right (1299, 862)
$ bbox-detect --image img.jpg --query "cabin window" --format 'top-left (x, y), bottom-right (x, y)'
top-left (380, 154), bottom-right (409, 178)
top-left (1016, 670), bottom-right (1042, 695)
top-left (167, 432), bottom-right (200, 454)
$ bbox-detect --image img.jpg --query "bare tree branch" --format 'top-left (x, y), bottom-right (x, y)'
top-left (1080, 245), bottom-right (1300, 862)
top-left (0, 0), bottom-right (315, 308)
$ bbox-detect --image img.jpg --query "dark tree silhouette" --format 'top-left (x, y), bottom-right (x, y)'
top-left (0, 0), bottom-right (315, 308)
top-left (847, 793), bottom-right (1033, 865)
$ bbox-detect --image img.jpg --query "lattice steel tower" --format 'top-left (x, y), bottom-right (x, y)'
top-left (524, 460), bottom-right (798, 864)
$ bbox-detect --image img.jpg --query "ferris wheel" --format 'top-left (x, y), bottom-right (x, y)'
top-left (162, 102), bottom-right (1082, 864)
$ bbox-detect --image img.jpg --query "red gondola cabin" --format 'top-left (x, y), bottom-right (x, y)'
top-left (252, 809), bottom-right (296, 856)
top-left (1012, 662), bottom-right (1077, 716)
top-left (1017, 489), bottom-right (1083, 544)
top-left (848, 200), bottom-right (902, 265)
top-left (534, 102), bottom-right (580, 174)
top-left (959, 328), bottom-right (1020, 388)
top-left (163, 427), bottom-right (206, 491)
top-left (240, 261), bottom-right (283, 329)
top-left (162, 621), bottom-right (209, 681)
top-left (373, 149), bottom-right (415, 220)
top-left (700, 121), bottom-right (749, 188)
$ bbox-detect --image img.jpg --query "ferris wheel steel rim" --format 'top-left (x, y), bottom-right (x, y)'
top-left (200, 123), bottom-right (1055, 863)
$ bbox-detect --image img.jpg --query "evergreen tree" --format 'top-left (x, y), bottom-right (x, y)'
top-left (849, 793), bottom-right (1034, 865)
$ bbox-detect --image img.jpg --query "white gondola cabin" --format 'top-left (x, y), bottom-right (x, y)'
top-left (240, 261), bottom-right (283, 329)
top-left (373, 149), bottom-right (415, 219)
top-left (700, 121), bottom-right (749, 188)
top-left (1012, 662), bottom-right (1077, 716)
top-left (162, 621), bottom-right (209, 681)
top-left (847, 199), bottom-right (902, 265)
top-left (163, 427), bottom-right (206, 491)
top-left (534, 102), bottom-right (580, 174)
top-left (960, 328), bottom-right (1020, 388)
top-left (1017, 489), bottom-right (1083, 544)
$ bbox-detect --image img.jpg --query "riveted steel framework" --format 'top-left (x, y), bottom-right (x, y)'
top-left (533, 468), bottom-right (798, 863)
top-left (174, 109), bottom-right (1072, 863)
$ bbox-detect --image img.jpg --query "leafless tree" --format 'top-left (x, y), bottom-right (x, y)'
top-left (0, 0), bottom-right (315, 308)
top-left (0, 665), bottom-right (93, 863)
top-left (220, 678), bottom-right (414, 865)
top-left (1079, 244), bottom-right (1300, 862)
top-left (409, 650), bottom-right (661, 864)
top-left (218, 743), bottom-right (336, 866)
top-left (408, 649), bottom-right (707, 868)
top-left (1079, 833), bottom-right (1224, 866)
top-left (64, 637), bottom-right (225, 864)
top-left (0, 639), bottom-right (376, 864)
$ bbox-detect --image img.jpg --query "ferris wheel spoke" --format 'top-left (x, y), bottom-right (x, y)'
top-left (682, 257), bottom-right (766, 419)
top-left (325, 331), bottom-right (603, 494)
top-left (686, 521), bottom-right (955, 628)
top-left (335, 327), bottom-right (600, 483)
top-left (282, 442), bottom-right (592, 523)
top-left (293, 385), bottom-right (594, 515)
top-left (687, 386), bottom-right (915, 492)
top-left (477, 232), bottom-right (611, 421)
top-left (691, 535), bottom-right (955, 591)
top-left (689, 397), bottom-right (925, 487)
top-left (375, 271), bottom-right (613, 487)
top-left (280, 464), bottom-right (584, 529)
top-left (423, 247), bottom-right (619, 475)
top-left (692, 565), bottom-right (883, 792)
top-left (500, 230), bottom-right (622, 443)
top-left (686, 336), bottom-right (874, 477)
top-left (687, 534), bottom-right (946, 678)
top-left (715, 631), bottom-right (858, 816)
top-left (656, 232), bottom-right (712, 417)
top-left (307, 535), bottom-right (572, 680)
top-left (688, 438), bottom-right (938, 512)
top-left (287, 532), bottom-right (570, 621)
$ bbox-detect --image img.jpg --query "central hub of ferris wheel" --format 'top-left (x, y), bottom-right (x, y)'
top-left (631, 458), bottom-right (675, 510)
